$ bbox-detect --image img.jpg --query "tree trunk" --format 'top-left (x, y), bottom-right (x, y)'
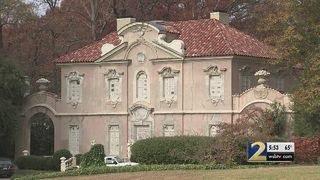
top-left (90, 0), bottom-right (98, 41)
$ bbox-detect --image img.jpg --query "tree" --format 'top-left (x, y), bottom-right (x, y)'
top-left (0, 57), bottom-right (26, 158)
top-left (0, 0), bottom-right (34, 49)
top-left (215, 102), bottom-right (288, 164)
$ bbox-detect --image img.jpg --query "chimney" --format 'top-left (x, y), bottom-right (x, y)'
top-left (117, 18), bottom-right (136, 31)
top-left (210, 12), bottom-right (229, 24)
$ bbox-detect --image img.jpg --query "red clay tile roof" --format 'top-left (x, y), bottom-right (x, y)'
top-left (55, 19), bottom-right (278, 64)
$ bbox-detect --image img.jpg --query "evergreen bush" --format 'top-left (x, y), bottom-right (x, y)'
top-left (80, 144), bottom-right (105, 167)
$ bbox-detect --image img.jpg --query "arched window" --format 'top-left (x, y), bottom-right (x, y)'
top-left (137, 71), bottom-right (148, 100)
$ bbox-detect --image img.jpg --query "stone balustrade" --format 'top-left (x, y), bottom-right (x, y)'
top-left (60, 156), bottom-right (77, 172)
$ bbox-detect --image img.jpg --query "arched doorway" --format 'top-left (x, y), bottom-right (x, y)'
top-left (29, 113), bottom-right (54, 156)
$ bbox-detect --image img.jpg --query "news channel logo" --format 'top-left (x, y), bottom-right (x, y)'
top-left (247, 142), bottom-right (294, 162)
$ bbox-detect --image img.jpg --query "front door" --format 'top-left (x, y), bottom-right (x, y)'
top-left (109, 125), bottom-right (120, 155)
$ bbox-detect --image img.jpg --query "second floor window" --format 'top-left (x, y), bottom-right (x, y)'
top-left (158, 67), bottom-right (180, 106)
top-left (108, 78), bottom-right (120, 101)
top-left (137, 71), bottom-right (148, 100)
top-left (209, 75), bottom-right (223, 99)
top-left (163, 76), bottom-right (176, 99)
top-left (69, 80), bottom-right (81, 102)
top-left (104, 69), bottom-right (123, 106)
top-left (65, 71), bottom-right (84, 108)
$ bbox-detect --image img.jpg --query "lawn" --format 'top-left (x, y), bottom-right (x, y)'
top-left (55, 165), bottom-right (320, 180)
top-left (11, 169), bottom-right (52, 179)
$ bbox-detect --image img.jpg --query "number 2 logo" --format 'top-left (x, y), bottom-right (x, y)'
top-left (248, 142), bottom-right (267, 161)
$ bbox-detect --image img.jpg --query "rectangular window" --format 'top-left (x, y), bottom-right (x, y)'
top-left (109, 78), bottom-right (119, 101)
top-left (209, 75), bottom-right (223, 98)
top-left (70, 80), bottom-right (80, 101)
top-left (163, 77), bottom-right (175, 98)
top-left (276, 77), bottom-right (284, 92)
top-left (241, 75), bottom-right (252, 92)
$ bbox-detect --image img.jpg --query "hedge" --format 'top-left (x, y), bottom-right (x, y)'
top-left (15, 149), bottom-right (72, 171)
top-left (14, 155), bottom-right (54, 171)
top-left (130, 136), bottom-right (217, 164)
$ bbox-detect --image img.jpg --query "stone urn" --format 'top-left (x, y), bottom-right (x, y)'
top-left (36, 78), bottom-right (51, 91)
top-left (254, 70), bottom-right (270, 86)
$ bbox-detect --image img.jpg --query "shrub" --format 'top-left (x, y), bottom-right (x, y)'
top-left (293, 136), bottom-right (320, 164)
top-left (52, 149), bottom-right (72, 170)
top-left (80, 144), bottom-right (105, 167)
top-left (215, 103), bottom-right (289, 165)
top-left (130, 136), bottom-right (216, 164)
top-left (75, 154), bottom-right (83, 165)
top-left (14, 155), bottom-right (54, 170)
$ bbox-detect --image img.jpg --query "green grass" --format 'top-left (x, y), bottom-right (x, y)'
top-left (12, 164), bottom-right (320, 180)
top-left (11, 169), bottom-right (53, 179)
top-left (61, 166), bottom-right (320, 180)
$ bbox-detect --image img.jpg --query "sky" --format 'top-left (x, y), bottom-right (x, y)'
top-left (24, 0), bottom-right (61, 16)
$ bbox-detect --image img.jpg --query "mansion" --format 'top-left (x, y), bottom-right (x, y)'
top-left (17, 12), bottom-right (292, 158)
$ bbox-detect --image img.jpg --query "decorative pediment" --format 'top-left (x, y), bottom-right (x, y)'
top-left (204, 65), bottom-right (221, 75)
top-left (158, 67), bottom-right (180, 77)
top-left (104, 69), bottom-right (124, 79)
top-left (65, 71), bottom-right (84, 81)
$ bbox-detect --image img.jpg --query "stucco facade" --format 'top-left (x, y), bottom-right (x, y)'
top-left (17, 15), bottom-right (292, 158)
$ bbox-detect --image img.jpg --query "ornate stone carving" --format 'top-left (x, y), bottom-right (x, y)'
top-left (253, 70), bottom-right (270, 99)
top-left (104, 69), bottom-right (124, 108)
top-left (204, 65), bottom-right (220, 75)
top-left (65, 71), bottom-right (84, 108)
top-left (158, 67), bottom-right (180, 77)
top-left (163, 124), bottom-right (175, 137)
top-left (132, 24), bottom-right (152, 37)
top-left (204, 65), bottom-right (224, 105)
top-left (137, 52), bottom-right (146, 63)
top-left (129, 104), bottom-right (153, 121)
top-left (156, 34), bottom-right (185, 55)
